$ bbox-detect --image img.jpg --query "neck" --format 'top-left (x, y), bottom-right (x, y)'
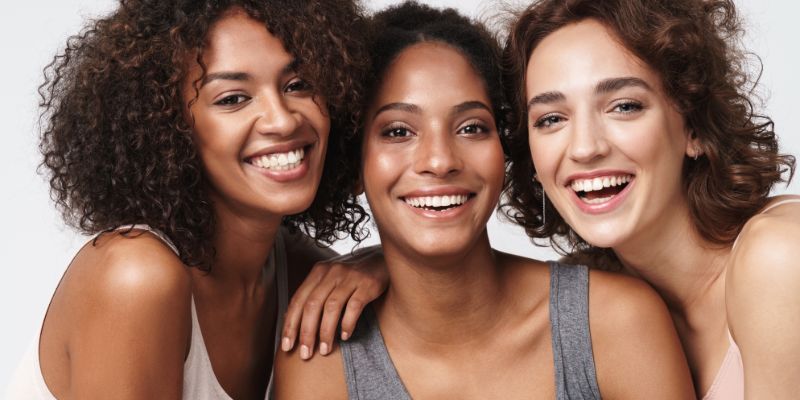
top-left (614, 203), bottom-right (729, 316)
top-left (195, 192), bottom-right (282, 299)
top-left (377, 230), bottom-right (507, 347)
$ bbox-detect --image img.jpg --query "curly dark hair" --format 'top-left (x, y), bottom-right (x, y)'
top-left (39, 0), bottom-right (370, 270)
top-left (360, 1), bottom-right (509, 136)
top-left (501, 0), bottom-right (796, 269)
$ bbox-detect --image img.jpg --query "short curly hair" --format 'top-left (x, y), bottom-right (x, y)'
top-left (39, 0), bottom-right (370, 270)
top-left (501, 0), bottom-right (796, 269)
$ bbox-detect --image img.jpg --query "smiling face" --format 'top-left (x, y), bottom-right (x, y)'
top-left (362, 42), bottom-right (505, 259)
top-left (184, 10), bottom-right (329, 222)
top-left (526, 19), bottom-right (697, 249)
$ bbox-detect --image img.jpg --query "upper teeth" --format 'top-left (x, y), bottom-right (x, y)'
top-left (570, 175), bottom-right (632, 192)
top-left (405, 194), bottom-right (469, 209)
top-left (251, 148), bottom-right (304, 171)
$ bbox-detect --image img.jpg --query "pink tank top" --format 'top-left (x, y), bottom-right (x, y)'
top-left (703, 197), bottom-right (800, 400)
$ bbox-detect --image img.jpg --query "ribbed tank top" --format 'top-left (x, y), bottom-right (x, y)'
top-left (6, 225), bottom-right (289, 400)
top-left (339, 261), bottom-right (601, 400)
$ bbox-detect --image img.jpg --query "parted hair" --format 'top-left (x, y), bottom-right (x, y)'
top-left (501, 0), bottom-right (796, 269)
top-left (39, 0), bottom-right (370, 270)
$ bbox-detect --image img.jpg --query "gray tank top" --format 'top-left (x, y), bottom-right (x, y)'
top-left (340, 261), bottom-right (601, 400)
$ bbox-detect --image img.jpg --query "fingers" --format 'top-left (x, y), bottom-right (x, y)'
top-left (296, 276), bottom-right (338, 360)
top-left (339, 290), bottom-right (369, 342)
top-left (281, 264), bottom-right (327, 353)
top-left (318, 284), bottom-right (357, 355)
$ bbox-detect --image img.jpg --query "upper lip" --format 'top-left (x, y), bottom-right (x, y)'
top-left (244, 139), bottom-right (312, 160)
top-left (400, 186), bottom-right (475, 199)
top-left (563, 169), bottom-right (635, 186)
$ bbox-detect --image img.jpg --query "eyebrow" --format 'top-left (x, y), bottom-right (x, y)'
top-left (374, 102), bottom-right (422, 116)
top-left (526, 76), bottom-right (653, 111)
top-left (452, 101), bottom-right (492, 116)
top-left (201, 59), bottom-right (300, 86)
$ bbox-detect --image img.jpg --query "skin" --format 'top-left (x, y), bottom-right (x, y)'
top-left (36, 10), bottom-right (383, 399)
top-left (526, 19), bottom-right (800, 399)
top-left (276, 42), bottom-right (693, 399)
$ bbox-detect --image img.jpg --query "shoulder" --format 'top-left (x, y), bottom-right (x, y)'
top-left (585, 269), bottom-right (694, 398)
top-left (274, 340), bottom-right (348, 399)
top-left (58, 229), bottom-right (192, 335)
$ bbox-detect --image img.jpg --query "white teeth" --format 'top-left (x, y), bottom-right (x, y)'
top-left (570, 174), bottom-right (633, 193)
top-left (251, 148), bottom-right (305, 171)
top-left (404, 194), bottom-right (469, 209)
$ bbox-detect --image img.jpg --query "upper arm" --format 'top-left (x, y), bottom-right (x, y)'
top-left (66, 233), bottom-right (192, 399)
top-left (727, 209), bottom-right (800, 399)
top-left (274, 342), bottom-right (348, 399)
top-left (589, 271), bottom-right (695, 399)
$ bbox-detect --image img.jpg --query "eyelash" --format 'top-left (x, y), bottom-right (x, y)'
top-left (611, 100), bottom-right (643, 114)
top-left (285, 77), bottom-right (312, 94)
top-left (214, 94), bottom-right (250, 106)
top-left (380, 123), bottom-right (414, 138)
top-left (533, 113), bottom-right (564, 129)
top-left (458, 121), bottom-right (490, 135)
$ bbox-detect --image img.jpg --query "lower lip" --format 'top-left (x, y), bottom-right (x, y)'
top-left (247, 153), bottom-right (311, 183)
top-left (402, 197), bottom-right (473, 219)
top-left (569, 179), bottom-right (635, 215)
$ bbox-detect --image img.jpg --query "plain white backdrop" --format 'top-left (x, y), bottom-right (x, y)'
top-left (1, 0), bottom-right (798, 389)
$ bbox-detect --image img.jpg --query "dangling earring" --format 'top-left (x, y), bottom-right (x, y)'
top-left (693, 146), bottom-right (700, 161)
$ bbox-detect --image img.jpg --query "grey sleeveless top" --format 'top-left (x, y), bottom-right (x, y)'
top-left (340, 262), bottom-right (601, 400)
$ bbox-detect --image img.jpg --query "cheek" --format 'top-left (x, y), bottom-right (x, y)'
top-left (528, 134), bottom-right (559, 179)
top-left (361, 145), bottom-right (400, 202)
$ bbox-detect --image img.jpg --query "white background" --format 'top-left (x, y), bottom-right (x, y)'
top-left (2, 0), bottom-right (798, 389)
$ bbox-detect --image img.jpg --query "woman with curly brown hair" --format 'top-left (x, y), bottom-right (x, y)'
top-left (503, 0), bottom-right (798, 398)
top-left (6, 0), bottom-right (385, 398)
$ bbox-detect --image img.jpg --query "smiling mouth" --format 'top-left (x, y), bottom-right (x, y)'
top-left (246, 147), bottom-right (307, 171)
top-left (402, 194), bottom-right (474, 212)
top-left (569, 174), bottom-right (633, 204)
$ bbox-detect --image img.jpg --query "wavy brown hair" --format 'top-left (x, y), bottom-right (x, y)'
top-left (39, 0), bottom-right (370, 271)
top-left (501, 0), bottom-right (796, 269)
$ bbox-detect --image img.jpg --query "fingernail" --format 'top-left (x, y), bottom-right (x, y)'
top-left (300, 345), bottom-right (310, 360)
top-left (281, 337), bottom-right (291, 352)
top-left (341, 331), bottom-right (350, 341)
top-left (320, 342), bottom-right (329, 355)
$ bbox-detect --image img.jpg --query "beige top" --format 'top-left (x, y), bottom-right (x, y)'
top-left (703, 197), bottom-right (800, 400)
top-left (6, 225), bottom-right (289, 400)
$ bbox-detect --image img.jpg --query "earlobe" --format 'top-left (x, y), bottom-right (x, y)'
top-left (685, 130), bottom-right (703, 160)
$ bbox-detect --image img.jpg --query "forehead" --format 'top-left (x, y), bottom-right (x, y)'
top-left (526, 19), bottom-right (662, 96)
top-left (373, 42), bottom-right (490, 106)
top-left (201, 11), bottom-right (291, 70)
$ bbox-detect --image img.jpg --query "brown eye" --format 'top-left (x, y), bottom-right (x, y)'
top-left (214, 94), bottom-right (249, 106)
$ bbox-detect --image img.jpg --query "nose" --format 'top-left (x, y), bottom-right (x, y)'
top-left (253, 93), bottom-right (301, 137)
top-left (566, 113), bottom-right (610, 163)
top-left (414, 128), bottom-right (463, 178)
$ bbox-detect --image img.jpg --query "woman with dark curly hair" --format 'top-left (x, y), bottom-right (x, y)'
top-left (276, 2), bottom-right (693, 399)
top-left (502, 0), bottom-right (798, 398)
top-left (6, 0), bottom-right (385, 398)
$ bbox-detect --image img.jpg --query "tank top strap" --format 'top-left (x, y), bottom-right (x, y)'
top-left (548, 261), bottom-right (602, 400)
top-left (340, 305), bottom-right (411, 400)
top-left (109, 224), bottom-right (180, 256)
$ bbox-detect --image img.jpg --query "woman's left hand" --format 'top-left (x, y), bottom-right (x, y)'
top-left (280, 246), bottom-right (387, 359)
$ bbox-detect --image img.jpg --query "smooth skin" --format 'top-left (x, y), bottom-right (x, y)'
top-left (526, 19), bottom-right (800, 399)
top-left (36, 10), bottom-right (382, 399)
top-left (276, 42), bottom-right (693, 399)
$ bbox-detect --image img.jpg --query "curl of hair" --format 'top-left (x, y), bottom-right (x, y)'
top-left (501, 0), bottom-right (796, 269)
top-left (39, 0), bottom-right (370, 270)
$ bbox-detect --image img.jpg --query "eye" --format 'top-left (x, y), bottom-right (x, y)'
top-left (458, 122), bottom-right (490, 136)
top-left (533, 113), bottom-right (565, 129)
top-left (611, 101), bottom-right (643, 114)
top-left (285, 78), bottom-right (312, 94)
top-left (382, 127), bottom-right (413, 138)
top-left (214, 94), bottom-right (250, 106)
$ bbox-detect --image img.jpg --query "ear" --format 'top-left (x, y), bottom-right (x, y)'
top-left (353, 178), bottom-right (364, 196)
top-left (685, 129), bottom-right (703, 160)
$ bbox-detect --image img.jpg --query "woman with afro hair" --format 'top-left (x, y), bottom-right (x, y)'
top-left (7, 0), bottom-right (385, 398)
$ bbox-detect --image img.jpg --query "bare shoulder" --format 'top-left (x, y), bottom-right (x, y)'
top-left (588, 270), bottom-right (694, 399)
top-left (274, 340), bottom-right (348, 399)
top-left (726, 197), bottom-right (800, 397)
top-left (43, 229), bottom-right (192, 397)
